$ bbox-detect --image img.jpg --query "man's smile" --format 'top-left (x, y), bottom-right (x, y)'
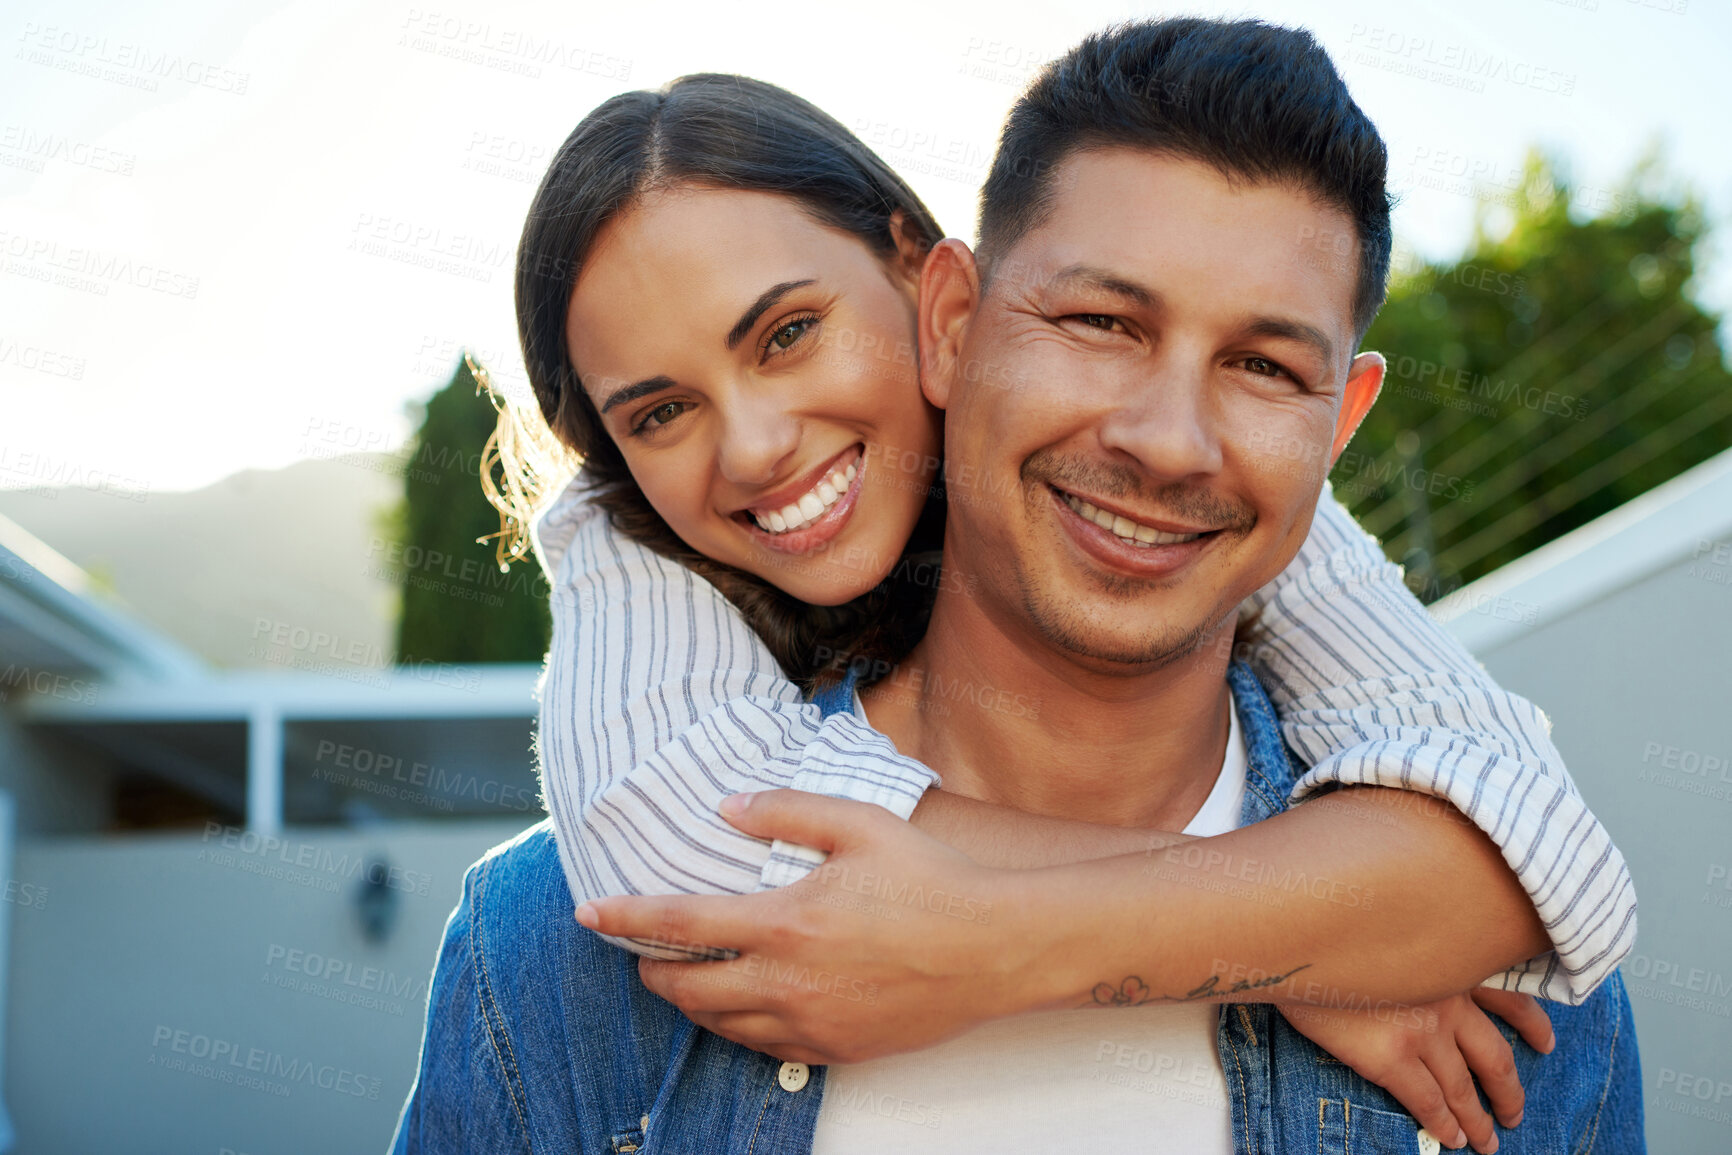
top-left (1046, 483), bottom-right (1227, 579)
top-left (1050, 485), bottom-right (1213, 545)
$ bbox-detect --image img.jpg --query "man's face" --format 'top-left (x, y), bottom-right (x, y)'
top-left (928, 148), bottom-right (1381, 671)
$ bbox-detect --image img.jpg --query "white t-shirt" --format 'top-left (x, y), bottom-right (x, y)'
top-left (811, 688), bottom-right (1248, 1154)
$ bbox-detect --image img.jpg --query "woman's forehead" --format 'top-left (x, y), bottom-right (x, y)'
top-left (569, 190), bottom-right (869, 339)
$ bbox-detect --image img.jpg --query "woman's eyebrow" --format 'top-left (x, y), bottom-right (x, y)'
top-left (598, 375), bottom-right (676, 415)
top-left (595, 278), bottom-right (819, 414)
top-left (725, 279), bottom-right (816, 349)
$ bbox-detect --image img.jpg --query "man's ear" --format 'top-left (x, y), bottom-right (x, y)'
top-left (1329, 351), bottom-right (1384, 466)
top-left (918, 238), bottom-right (979, 411)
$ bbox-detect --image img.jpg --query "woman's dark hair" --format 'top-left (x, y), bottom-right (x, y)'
top-left (506, 73), bottom-right (946, 688)
top-left (977, 18), bottom-right (1394, 339)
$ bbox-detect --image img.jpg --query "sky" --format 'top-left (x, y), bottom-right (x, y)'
top-left (1, 0), bottom-right (1727, 494)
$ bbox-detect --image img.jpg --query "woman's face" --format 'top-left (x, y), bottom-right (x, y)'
top-left (567, 187), bottom-right (943, 606)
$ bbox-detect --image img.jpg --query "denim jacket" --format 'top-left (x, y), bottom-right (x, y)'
top-left (390, 662), bottom-right (1644, 1154)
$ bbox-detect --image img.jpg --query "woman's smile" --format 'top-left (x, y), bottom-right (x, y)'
top-left (738, 443), bottom-right (865, 550)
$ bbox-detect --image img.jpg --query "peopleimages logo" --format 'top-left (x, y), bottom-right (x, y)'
top-left (149, 1026), bottom-right (382, 1099)
top-left (1623, 953), bottom-right (1732, 1017)
top-left (1637, 740), bottom-right (1732, 804)
top-left (198, 823), bottom-right (433, 897)
top-left (312, 739), bottom-right (538, 812)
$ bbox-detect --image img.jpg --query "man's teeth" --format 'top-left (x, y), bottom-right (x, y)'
top-left (753, 461), bottom-right (858, 534)
top-left (1061, 493), bottom-right (1204, 547)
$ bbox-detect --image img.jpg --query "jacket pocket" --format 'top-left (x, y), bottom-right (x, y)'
top-left (1317, 1097), bottom-right (1431, 1154)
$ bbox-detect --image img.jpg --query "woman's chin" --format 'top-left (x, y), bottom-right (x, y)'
top-left (771, 568), bottom-right (887, 608)
top-left (734, 550), bottom-right (890, 606)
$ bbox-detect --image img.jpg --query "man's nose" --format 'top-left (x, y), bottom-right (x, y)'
top-left (714, 385), bottom-right (801, 487)
top-left (1095, 363), bottom-right (1224, 482)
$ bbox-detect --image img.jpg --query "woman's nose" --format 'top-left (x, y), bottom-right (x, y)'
top-left (714, 389), bottom-right (802, 488)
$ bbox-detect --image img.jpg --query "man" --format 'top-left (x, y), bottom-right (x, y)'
top-left (392, 18), bottom-right (1642, 1154)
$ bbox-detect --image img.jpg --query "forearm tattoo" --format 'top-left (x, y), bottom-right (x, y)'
top-left (1087, 963), bottom-right (1313, 1008)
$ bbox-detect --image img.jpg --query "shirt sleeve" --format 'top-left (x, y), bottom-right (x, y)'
top-left (1236, 484), bottom-right (1637, 1004)
top-left (530, 481), bottom-right (939, 956)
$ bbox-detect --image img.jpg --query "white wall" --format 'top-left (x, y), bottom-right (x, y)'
top-left (1458, 548), bottom-right (1732, 1152)
top-left (4, 817), bottom-right (534, 1155)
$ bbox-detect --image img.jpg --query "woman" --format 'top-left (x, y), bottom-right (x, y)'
top-left (479, 70), bottom-right (1632, 1151)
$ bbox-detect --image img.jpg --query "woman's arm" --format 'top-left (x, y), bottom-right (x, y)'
top-left (1236, 485), bottom-right (1636, 1003)
top-left (530, 480), bottom-right (938, 953)
top-left (581, 787), bottom-right (1550, 1064)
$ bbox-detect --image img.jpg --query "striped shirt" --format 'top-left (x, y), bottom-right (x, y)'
top-left (529, 478), bottom-right (1635, 1003)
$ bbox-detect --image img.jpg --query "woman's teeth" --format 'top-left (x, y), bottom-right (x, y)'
top-left (1061, 492), bottom-right (1204, 547)
top-left (754, 461), bottom-right (858, 534)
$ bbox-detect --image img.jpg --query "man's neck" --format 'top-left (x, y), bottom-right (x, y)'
top-left (861, 584), bottom-right (1236, 830)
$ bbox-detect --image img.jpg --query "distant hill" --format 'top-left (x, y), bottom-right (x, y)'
top-left (0, 455), bottom-right (408, 669)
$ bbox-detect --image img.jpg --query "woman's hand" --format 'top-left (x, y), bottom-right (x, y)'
top-left (576, 789), bottom-right (1039, 1066)
top-left (1277, 988), bottom-right (1555, 1154)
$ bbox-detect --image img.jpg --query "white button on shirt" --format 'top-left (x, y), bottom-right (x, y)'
top-left (778, 1062), bottom-right (810, 1093)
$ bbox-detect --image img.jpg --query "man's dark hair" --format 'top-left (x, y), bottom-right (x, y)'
top-left (977, 18), bottom-right (1393, 339)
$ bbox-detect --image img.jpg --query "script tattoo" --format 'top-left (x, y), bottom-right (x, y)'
top-left (1087, 963), bottom-right (1313, 1008)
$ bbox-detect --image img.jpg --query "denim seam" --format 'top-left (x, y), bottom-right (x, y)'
top-left (1237, 1004), bottom-right (1260, 1048)
top-left (1572, 977), bottom-right (1623, 1155)
top-left (472, 858), bottom-right (534, 1148)
top-left (1243, 770), bottom-right (1287, 818)
top-left (742, 1070), bottom-right (778, 1155)
top-left (1226, 1029), bottom-right (1256, 1155)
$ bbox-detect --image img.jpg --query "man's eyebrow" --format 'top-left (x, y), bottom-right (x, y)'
top-left (726, 279), bottom-right (817, 350)
top-left (598, 374), bottom-right (676, 416)
top-left (1241, 316), bottom-right (1337, 366)
top-left (1046, 264), bottom-right (1162, 309)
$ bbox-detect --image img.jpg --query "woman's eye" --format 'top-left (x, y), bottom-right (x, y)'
top-left (767, 317), bottom-right (815, 352)
top-left (633, 400), bottom-right (689, 435)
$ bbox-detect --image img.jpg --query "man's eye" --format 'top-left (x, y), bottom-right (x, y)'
top-left (1071, 314), bottom-right (1120, 331)
top-left (1241, 356), bottom-right (1287, 378)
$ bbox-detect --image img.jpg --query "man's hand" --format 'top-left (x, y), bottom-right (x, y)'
top-left (1277, 988), bottom-right (1555, 1155)
top-left (576, 790), bottom-right (1034, 1065)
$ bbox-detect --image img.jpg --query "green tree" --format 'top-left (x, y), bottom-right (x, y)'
top-left (1342, 152), bottom-right (1731, 599)
top-left (393, 356), bottom-right (551, 663)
